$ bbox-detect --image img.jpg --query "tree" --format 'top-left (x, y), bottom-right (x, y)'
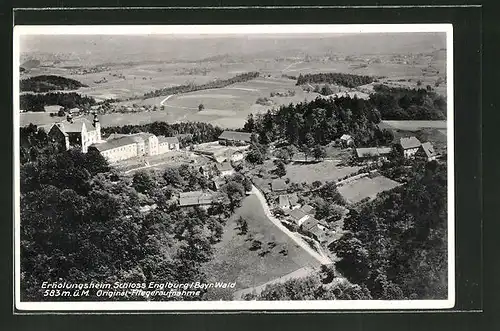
top-left (285, 145), bottom-right (299, 162)
top-left (246, 147), bottom-right (264, 164)
top-left (320, 84), bottom-right (333, 96)
top-left (275, 148), bottom-right (291, 164)
top-left (163, 168), bottom-right (183, 187)
top-left (198, 104), bottom-right (204, 112)
top-left (312, 145), bottom-right (327, 161)
top-left (132, 171), bottom-right (155, 193)
top-left (275, 160), bottom-right (287, 178)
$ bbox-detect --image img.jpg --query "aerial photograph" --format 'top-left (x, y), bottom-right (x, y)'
top-left (16, 26), bottom-right (450, 307)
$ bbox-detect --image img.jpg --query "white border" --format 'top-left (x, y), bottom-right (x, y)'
top-left (13, 24), bottom-right (454, 312)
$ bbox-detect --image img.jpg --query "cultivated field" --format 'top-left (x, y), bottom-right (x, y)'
top-left (285, 160), bottom-right (361, 184)
top-left (202, 194), bottom-right (320, 300)
top-left (337, 175), bottom-right (402, 204)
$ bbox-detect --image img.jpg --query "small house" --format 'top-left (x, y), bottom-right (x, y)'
top-left (216, 161), bottom-right (235, 177)
top-left (278, 194), bottom-right (290, 209)
top-left (289, 209), bottom-right (310, 226)
top-left (271, 178), bottom-right (288, 193)
top-left (398, 137), bottom-right (421, 158)
top-left (340, 134), bottom-right (354, 148)
top-left (416, 142), bottom-right (437, 161)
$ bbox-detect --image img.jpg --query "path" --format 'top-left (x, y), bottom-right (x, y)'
top-left (251, 185), bottom-right (332, 265)
top-left (160, 94), bottom-right (173, 106)
top-left (282, 61), bottom-right (304, 73)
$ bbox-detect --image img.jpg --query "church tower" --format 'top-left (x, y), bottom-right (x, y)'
top-left (93, 112), bottom-right (101, 142)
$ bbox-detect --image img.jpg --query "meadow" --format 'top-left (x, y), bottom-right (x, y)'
top-left (201, 194), bottom-right (320, 300)
top-left (285, 160), bottom-right (362, 185)
top-left (337, 175), bottom-right (402, 204)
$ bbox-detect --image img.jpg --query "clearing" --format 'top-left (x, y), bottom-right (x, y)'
top-left (285, 160), bottom-right (361, 184)
top-left (337, 175), bottom-right (402, 204)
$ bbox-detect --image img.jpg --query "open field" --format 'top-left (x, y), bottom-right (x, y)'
top-left (285, 160), bottom-right (361, 184)
top-left (337, 175), bottom-right (402, 204)
top-left (381, 120), bottom-right (447, 131)
top-left (202, 194), bottom-right (320, 300)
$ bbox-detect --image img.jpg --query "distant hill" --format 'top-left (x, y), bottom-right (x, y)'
top-left (20, 59), bottom-right (40, 70)
top-left (20, 75), bottom-right (87, 92)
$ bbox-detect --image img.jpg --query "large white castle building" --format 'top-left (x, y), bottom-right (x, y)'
top-left (46, 114), bottom-right (180, 163)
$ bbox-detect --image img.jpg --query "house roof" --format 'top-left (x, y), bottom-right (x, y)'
top-left (420, 142), bottom-right (436, 158)
top-left (69, 107), bottom-right (80, 113)
top-left (216, 161), bottom-right (233, 172)
top-left (288, 193), bottom-right (299, 206)
top-left (56, 117), bottom-right (95, 133)
top-left (279, 195), bottom-right (290, 208)
top-left (271, 178), bottom-right (288, 192)
top-left (91, 136), bottom-right (136, 152)
top-left (158, 136), bottom-right (179, 144)
top-left (179, 191), bottom-right (214, 206)
top-left (301, 217), bottom-right (320, 231)
top-left (290, 209), bottom-right (308, 221)
top-left (340, 134), bottom-right (353, 141)
top-left (399, 136), bottom-right (421, 150)
top-left (218, 131), bottom-right (252, 142)
top-left (300, 204), bottom-right (315, 214)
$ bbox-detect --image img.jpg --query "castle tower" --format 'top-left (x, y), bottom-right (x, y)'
top-left (93, 112), bottom-right (101, 142)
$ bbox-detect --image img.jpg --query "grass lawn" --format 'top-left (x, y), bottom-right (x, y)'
top-left (285, 160), bottom-right (361, 184)
top-left (337, 175), bottom-right (402, 204)
top-left (202, 194), bottom-right (320, 300)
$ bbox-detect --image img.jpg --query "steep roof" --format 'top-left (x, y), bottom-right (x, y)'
top-left (420, 142), bottom-right (436, 158)
top-left (56, 117), bottom-right (95, 133)
top-left (158, 136), bottom-right (179, 144)
top-left (216, 161), bottom-right (233, 172)
top-left (288, 193), bottom-right (299, 206)
top-left (271, 178), bottom-right (288, 192)
top-left (91, 136), bottom-right (136, 152)
top-left (218, 131), bottom-right (252, 142)
top-left (340, 134), bottom-right (353, 141)
top-left (300, 204), bottom-right (315, 214)
top-left (301, 217), bottom-right (320, 231)
top-left (399, 136), bottom-right (421, 150)
top-left (290, 209), bottom-right (308, 221)
top-left (179, 191), bottom-right (214, 206)
top-left (278, 195), bottom-right (290, 208)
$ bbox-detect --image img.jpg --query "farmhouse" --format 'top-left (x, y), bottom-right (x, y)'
top-left (271, 178), bottom-right (288, 192)
top-left (289, 209), bottom-right (310, 226)
top-left (216, 161), bottom-right (235, 177)
top-left (178, 191), bottom-right (214, 208)
top-left (416, 142), bottom-right (437, 161)
top-left (302, 218), bottom-right (329, 243)
top-left (340, 134), bottom-right (354, 148)
top-left (398, 136), bottom-right (421, 158)
top-left (218, 131), bottom-right (253, 146)
top-left (48, 113), bottom-right (102, 153)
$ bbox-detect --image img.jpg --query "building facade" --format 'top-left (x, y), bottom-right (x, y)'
top-left (48, 114), bottom-right (102, 153)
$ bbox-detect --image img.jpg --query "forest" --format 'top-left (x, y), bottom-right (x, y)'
top-left (243, 95), bottom-right (394, 148)
top-left (20, 75), bottom-right (87, 92)
top-left (20, 92), bottom-right (97, 112)
top-left (142, 71), bottom-right (260, 99)
top-left (20, 135), bottom-right (248, 301)
top-left (102, 121), bottom-right (224, 147)
top-left (332, 160), bottom-right (447, 299)
top-left (296, 72), bottom-right (376, 88)
top-left (369, 84), bottom-right (447, 120)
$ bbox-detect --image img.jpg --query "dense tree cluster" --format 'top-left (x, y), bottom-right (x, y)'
top-left (331, 160), bottom-right (447, 299)
top-left (20, 75), bottom-right (87, 92)
top-left (370, 84), bottom-right (446, 120)
top-left (20, 148), bottom-right (236, 301)
top-left (244, 96), bottom-right (393, 148)
top-left (20, 124), bottom-right (64, 164)
top-left (20, 92), bottom-right (97, 112)
top-left (243, 272), bottom-right (372, 300)
top-left (142, 72), bottom-right (260, 99)
top-left (296, 72), bottom-right (375, 88)
top-left (102, 121), bottom-right (224, 146)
